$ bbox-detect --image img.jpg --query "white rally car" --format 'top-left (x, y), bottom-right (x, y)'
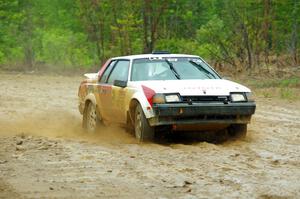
top-left (78, 52), bottom-right (256, 141)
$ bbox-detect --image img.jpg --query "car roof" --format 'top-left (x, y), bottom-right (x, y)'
top-left (111, 54), bottom-right (200, 60)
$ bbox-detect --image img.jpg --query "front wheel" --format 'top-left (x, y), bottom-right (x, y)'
top-left (83, 102), bottom-right (101, 133)
top-left (228, 124), bottom-right (247, 138)
top-left (134, 104), bottom-right (154, 142)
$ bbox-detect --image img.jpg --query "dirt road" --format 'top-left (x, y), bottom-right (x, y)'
top-left (0, 73), bottom-right (299, 199)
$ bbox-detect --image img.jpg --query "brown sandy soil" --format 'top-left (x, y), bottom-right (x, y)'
top-left (0, 72), bottom-right (299, 199)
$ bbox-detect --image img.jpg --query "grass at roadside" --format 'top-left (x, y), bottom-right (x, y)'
top-left (245, 77), bottom-right (300, 101)
top-left (249, 77), bottom-right (299, 89)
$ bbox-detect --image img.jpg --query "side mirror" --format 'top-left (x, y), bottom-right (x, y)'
top-left (114, 80), bottom-right (127, 88)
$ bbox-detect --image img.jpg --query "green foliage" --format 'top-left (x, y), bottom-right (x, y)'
top-left (250, 77), bottom-right (300, 89)
top-left (0, 0), bottom-right (299, 70)
top-left (280, 88), bottom-right (296, 100)
top-left (155, 38), bottom-right (198, 54)
top-left (262, 91), bottom-right (272, 98)
top-left (0, 50), bottom-right (4, 64)
top-left (279, 77), bottom-right (300, 88)
top-left (36, 29), bottom-right (93, 67)
top-left (196, 16), bottom-right (227, 61)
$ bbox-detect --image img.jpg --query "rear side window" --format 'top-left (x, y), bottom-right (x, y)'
top-left (107, 60), bottom-right (130, 84)
top-left (99, 60), bottom-right (116, 83)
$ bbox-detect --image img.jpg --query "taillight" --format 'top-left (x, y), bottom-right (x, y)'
top-left (142, 85), bottom-right (156, 107)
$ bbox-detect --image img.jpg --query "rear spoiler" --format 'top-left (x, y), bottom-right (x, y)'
top-left (84, 73), bottom-right (98, 79)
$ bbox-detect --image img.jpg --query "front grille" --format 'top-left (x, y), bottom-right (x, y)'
top-left (181, 96), bottom-right (229, 103)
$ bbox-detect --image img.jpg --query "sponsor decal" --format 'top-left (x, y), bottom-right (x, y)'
top-left (183, 86), bottom-right (221, 90)
top-left (98, 85), bottom-right (112, 94)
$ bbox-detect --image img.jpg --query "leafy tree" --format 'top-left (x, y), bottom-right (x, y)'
top-left (0, 0), bottom-right (299, 71)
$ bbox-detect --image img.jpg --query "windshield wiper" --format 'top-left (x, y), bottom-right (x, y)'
top-left (189, 60), bottom-right (215, 79)
top-left (164, 59), bottom-right (181, 79)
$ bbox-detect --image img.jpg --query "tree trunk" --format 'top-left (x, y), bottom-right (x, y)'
top-left (291, 0), bottom-right (298, 64)
top-left (241, 23), bottom-right (252, 70)
top-left (20, 0), bottom-right (34, 70)
top-left (263, 0), bottom-right (272, 64)
top-left (143, 0), bottom-right (168, 53)
top-left (143, 0), bottom-right (151, 53)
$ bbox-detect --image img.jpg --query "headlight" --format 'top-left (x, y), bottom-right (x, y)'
top-left (152, 93), bottom-right (181, 104)
top-left (245, 92), bottom-right (255, 102)
top-left (230, 93), bottom-right (246, 102)
top-left (165, 94), bottom-right (181, 103)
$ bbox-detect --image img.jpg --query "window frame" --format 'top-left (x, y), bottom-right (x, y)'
top-left (106, 59), bottom-right (130, 85)
top-left (99, 60), bottom-right (117, 83)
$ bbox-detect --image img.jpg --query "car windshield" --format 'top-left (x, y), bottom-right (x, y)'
top-left (131, 57), bottom-right (220, 81)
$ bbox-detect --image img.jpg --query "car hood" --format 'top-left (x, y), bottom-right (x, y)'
top-left (134, 79), bottom-right (251, 96)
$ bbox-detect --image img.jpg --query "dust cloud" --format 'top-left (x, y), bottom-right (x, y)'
top-left (0, 73), bottom-right (136, 144)
top-left (0, 111), bottom-right (136, 145)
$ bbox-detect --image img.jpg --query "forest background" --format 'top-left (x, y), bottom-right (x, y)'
top-left (0, 0), bottom-right (299, 74)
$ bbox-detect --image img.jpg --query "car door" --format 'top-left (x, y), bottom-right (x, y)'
top-left (97, 60), bottom-right (116, 122)
top-left (106, 60), bottom-right (130, 124)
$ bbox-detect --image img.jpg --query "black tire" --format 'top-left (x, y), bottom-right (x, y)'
top-left (228, 124), bottom-right (247, 138)
top-left (134, 104), bottom-right (154, 142)
top-left (83, 102), bottom-right (101, 133)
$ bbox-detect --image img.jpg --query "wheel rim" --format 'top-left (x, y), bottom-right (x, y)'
top-left (86, 103), bottom-right (97, 133)
top-left (135, 109), bottom-right (142, 140)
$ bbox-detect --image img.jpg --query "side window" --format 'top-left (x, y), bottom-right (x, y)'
top-left (99, 60), bottom-right (116, 83)
top-left (107, 60), bottom-right (130, 84)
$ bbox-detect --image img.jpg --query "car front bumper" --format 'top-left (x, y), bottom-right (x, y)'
top-left (148, 102), bottom-right (256, 126)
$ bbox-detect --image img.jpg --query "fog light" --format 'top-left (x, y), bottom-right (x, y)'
top-left (153, 94), bottom-right (165, 104)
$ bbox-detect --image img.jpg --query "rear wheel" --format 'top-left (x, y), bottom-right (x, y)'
top-left (134, 104), bottom-right (154, 142)
top-left (83, 102), bottom-right (100, 133)
top-left (228, 124), bottom-right (247, 138)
